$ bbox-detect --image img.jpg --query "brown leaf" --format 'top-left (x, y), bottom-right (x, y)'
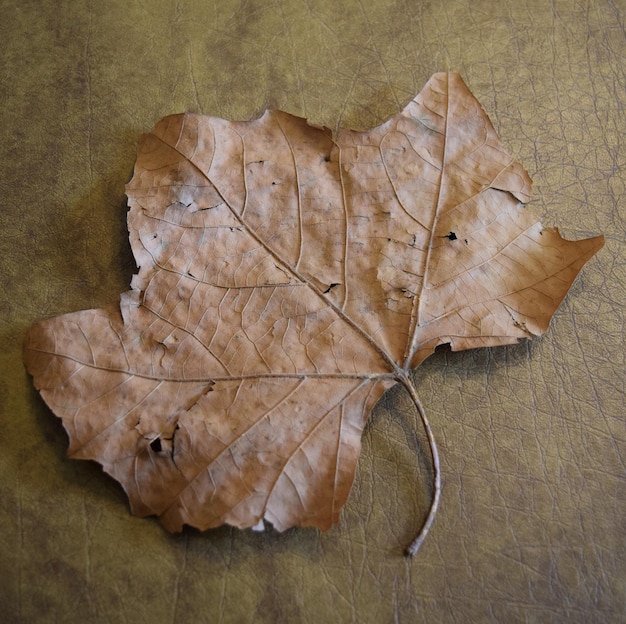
top-left (24, 72), bottom-right (603, 551)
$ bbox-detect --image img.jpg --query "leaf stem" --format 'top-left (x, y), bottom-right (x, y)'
top-left (397, 372), bottom-right (441, 557)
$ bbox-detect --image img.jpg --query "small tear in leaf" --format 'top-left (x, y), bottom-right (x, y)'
top-left (150, 438), bottom-right (162, 453)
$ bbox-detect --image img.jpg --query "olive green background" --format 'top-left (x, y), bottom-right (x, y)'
top-left (1, 1), bottom-right (624, 622)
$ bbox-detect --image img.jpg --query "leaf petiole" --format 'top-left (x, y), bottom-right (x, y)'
top-left (396, 372), bottom-right (441, 557)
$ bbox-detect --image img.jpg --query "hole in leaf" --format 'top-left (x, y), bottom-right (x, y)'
top-left (445, 232), bottom-right (457, 241)
top-left (323, 283), bottom-right (340, 294)
top-left (150, 438), bottom-right (162, 453)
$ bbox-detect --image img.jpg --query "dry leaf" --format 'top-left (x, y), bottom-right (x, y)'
top-left (24, 73), bottom-right (603, 554)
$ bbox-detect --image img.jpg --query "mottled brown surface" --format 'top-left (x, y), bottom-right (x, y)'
top-left (2, 1), bottom-right (624, 622)
top-left (22, 72), bottom-right (603, 548)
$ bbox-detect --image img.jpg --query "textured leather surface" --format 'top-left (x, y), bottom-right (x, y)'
top-left (1, 1), bottom-right (623, 622)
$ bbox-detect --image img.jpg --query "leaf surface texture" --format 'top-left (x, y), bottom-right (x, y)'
top-left (24, 73), bottom-right (603, 535)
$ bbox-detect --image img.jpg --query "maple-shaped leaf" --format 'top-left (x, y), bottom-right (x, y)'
top-left (24, 72), bottom-right (603, 554)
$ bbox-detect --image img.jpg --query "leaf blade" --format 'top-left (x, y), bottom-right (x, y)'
top-left (24, 72), bottom-right (603, 539)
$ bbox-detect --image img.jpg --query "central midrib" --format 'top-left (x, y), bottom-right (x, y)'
top-left (404, 74), bottom-right (450, 371)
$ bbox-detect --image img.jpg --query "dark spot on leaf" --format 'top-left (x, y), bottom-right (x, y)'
top-left (150, 438), bottom-right (162, 453)
top-left (464, 239), bottom-right (468, 244)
